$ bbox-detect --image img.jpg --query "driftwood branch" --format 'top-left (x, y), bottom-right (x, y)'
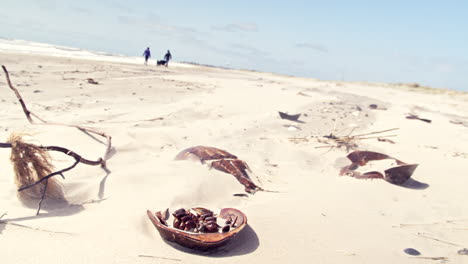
top-left (416, 232), bottom-right (463, 247)
top-left (315, 128), bottom-right (400, 151)
top-left (1, 65), bottom-right (113, 215)
top-left (2, 65), bottom-right (112, 164)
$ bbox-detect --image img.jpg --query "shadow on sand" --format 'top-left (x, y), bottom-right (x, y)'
top-left (0, 165), bottom-right (111, 234)
top-left (162, 224), bottom-right (260, 257)
top-left (0, 199), bottom-right (83, 234)
top-left (398, 178), bottom-right (429, 190)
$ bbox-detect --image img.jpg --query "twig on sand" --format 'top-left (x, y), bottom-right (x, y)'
top-left (0, 221), bottom-right (73, 235)
top-left (138, 255), bottom-right (181, 261)
top-left (0, 215), bottom-right (73, 235)
top-left (406, 114), bottom-right (432, 123)
top-left (394, 219), bottom-right (468, 228)
top-left (313, 127), bottom-right (400, 152)
top-left (416, 232), bottom-right (463, 247)
top-left (1, 65), bottom-right (112, 215)
top-left (351, 128), bottom-right (399, 137)
top-left (410, 256), bottom-right (448, 261)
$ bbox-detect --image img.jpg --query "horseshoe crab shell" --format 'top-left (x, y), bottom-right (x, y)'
top-left (175, 146), bottom-right (238, 162)
top-left (147, 208), bottom-right (247, 251)
top-left (175, 146), bottom-right (262, 193)
top-left (340, 150), bottom-right (418, 185)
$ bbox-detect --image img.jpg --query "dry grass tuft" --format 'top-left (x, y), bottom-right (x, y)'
top-left (7, 133), bottom-right (65, 201)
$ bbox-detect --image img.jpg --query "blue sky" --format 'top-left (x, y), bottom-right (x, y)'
top-left (1, 0), bottom-right (467, 91)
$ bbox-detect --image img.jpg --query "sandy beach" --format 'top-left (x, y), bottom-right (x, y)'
top-left (1, 46), bottom-right (468, 263)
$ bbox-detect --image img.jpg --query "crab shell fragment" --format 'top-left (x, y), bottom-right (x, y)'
top-left (278, 111), bottom-right (301, 121)
top-left (175, 146), bottom-right (262, 193)
top-left (147, 208), bottom-right (247, 251)
top-left (340, 150), bottom-right (418, 185)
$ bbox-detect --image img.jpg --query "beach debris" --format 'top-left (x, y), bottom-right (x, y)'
top-left (137, 255), bottom-right (181, 262)
top-left (377, 137), bottom-right (395, 144)
top-left (449, 120), bottom-right (463, 125)
top-left (339, 150), bottom-right (418, 185)
top-left (278, 111), bottom-right (301, 122)
top-left (233, 193), bottom-right (249, 197)
top-left (417, 232), bottom-right (463, 247)
top-left (453, 152), bottom-right (468, 159)
top-left (315, 128), bottom-right (399, 152)
top-left (458, 248), bottom-right (468, 255)
top-left (368, 104), bottom-right (387, 110)
top-left (1, 65), bottom-right (111, 215)
top-left (449, 120), bottom-right (468, 127)
top-left (283, 124), bottom-right (301, 131)
top-left (175, 146), bottom-right (262, 193)
top-left (404, 248), bottom-right (421, 256)
top-left (406, 114), bottom-right (431, 123)
top-left (86, 78), bottom-right (99, 85)
top-left (147, 207), bottom-right (247, 251)
top-left (368, 104), bottom-right (388, 110)
top-left (410, 257), bottom-right (448, 261)
top-left (297, 91), bottom-right (311, 97)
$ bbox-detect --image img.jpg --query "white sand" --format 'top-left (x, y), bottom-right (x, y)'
top-left (1, 48), bottom-right (467, 263)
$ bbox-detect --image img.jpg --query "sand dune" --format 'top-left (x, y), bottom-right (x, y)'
top-left (1, 51), bottom-right (467, 263)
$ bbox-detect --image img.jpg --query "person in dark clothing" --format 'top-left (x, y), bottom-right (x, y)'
top-left (164, 50), bottom-right (172, 66)
top-left (143, 47), bottom-right (151, 65)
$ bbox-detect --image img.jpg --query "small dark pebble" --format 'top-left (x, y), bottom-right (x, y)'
top-left (222, 225), bottom-right (230, 233)
top-left (404, 248), bottom-right (421, 256)
top-left (458, 248), bottom-right (468, 255)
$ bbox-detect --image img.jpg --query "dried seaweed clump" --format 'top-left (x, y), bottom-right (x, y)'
top-left (8, 133), bottom-right (65, 201)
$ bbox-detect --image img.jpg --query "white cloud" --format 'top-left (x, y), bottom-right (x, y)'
top-left (230, 43), bottom-right (269, 57)
top-left (296, 42), bottom-right (328, 53)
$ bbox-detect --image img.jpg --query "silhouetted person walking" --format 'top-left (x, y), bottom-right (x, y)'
top-left (164, 50), bottom-right (172, 66)
top-left (143, 47), bottom-right (151, 65)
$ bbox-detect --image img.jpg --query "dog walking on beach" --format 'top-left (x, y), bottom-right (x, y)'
top-left (157, 60), bottom-right (167, 66)
top-left (143, 47), bottom-right (151, 65)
